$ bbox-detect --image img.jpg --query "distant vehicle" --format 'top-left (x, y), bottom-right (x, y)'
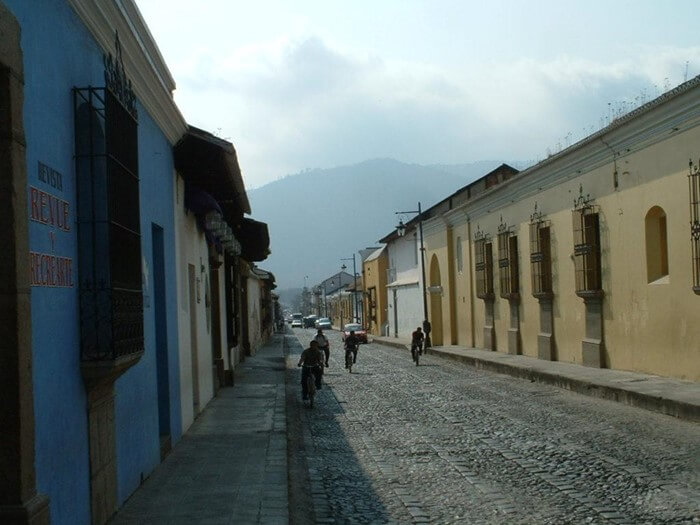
top-left (303, 315), bottom-right (319, 328)
top-left (342, 323), bottom-right (368, 344)
top-left (291, 312), bottom-right (303, 328)
top-left (315, 317), bottom-right (332, 330)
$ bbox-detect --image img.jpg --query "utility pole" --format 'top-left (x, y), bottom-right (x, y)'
top-left (395, 202), bottom-right (430, 347)
top-left (341, 255), bottom-right (358, 323)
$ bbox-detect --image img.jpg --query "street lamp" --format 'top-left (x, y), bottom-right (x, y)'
top-left (395, 202), bottom-right (431, 347)
top-left (341, 255), bottom-right (358, 323)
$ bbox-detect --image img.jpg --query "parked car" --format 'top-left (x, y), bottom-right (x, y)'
top-left (303, 315), bottom-right (319, 328)
top-left (291, 312), bottom-right (303, 328)
top-left (315, 317), bottom-right (332, 330)
top-left (342, 323), bottom-right (368, 344)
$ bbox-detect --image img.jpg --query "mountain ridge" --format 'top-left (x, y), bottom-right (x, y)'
top-left (247, 158), bottom-right (513, 289)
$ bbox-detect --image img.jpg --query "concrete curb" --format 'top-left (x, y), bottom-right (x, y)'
top-left (368, 337), bottom-right (407, 350)
top-left (371, 338), bottom-right (700, 423)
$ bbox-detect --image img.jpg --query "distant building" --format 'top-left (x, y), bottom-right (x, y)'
top-left (376, 164), bottom-right (519, 341)
top-left (314, 271), bottom-right (354, 321)
top-left (362, 246), bottom-right (389, 335)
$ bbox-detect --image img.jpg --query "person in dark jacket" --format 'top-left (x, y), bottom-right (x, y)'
top-left (298, 340), bottom-right (324, 399)
top-left (344, 331), bottom-right (359, 367)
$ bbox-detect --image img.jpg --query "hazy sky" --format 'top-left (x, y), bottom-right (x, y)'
top-left (135, 0), bottom-right (700, 189)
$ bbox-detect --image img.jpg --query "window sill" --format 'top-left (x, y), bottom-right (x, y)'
top-left (648, 275), bottom-right (670, 285)
top-left (576, 289), bottom-right (604, 300)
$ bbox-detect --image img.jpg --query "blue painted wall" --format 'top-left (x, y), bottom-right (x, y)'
top-left (6, 0), bottom-right (182, 522)
top-left (114, 101), bottom-right (183, 504)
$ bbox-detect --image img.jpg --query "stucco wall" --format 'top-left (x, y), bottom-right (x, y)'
top-left (388, 230), bottom-right (421, 282)
top-left (174, 174), bottom-right (216, 432)
top-left (437, 99), bottom-right (700, 380)
top-left (218, 263), bottom-right (231, 371)
top-left (450, 223), bottom-right (474, 347)
top-left (114, 98), bottom-right (182, 504)
top-left (6, 1), bottom-right (184, 520)
top-left (247, 276), bottom-right (262, 354)
top-left (363, 250), bottom-right (388, 335)
top-left (387, 284), bottom-right (423, 338)
top-left (8, 0), bottom-right (96, 518)
top-left (425, 228), bottom-right (450, 346)
top-left (385, 230), bottom-right (424, 339)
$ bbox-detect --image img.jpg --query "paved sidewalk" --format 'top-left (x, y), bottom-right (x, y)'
top-left (371, 335), bottom-right (700, 422)
top-left (111, 336), bottom-right (288, 525)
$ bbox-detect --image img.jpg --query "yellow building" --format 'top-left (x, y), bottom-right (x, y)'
top-left (328, 286), bottom-right (357, 330)
top-left (421, 77), bottom-right (700, 381)
top-left (363, 247), bottom-right (389, 335)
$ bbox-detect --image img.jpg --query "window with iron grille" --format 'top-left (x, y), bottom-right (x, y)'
top-left (74, 86), bottom-right (142, 361)
top-left (529, 220), bottom-right (552, 297)
top-left (498, 231), bottom-right (519, 299)
top-left (475, 238), bottom-right (494, 299)
top-left (690, 160), bottom-right (700, 294)
top-left (572, 207), bottom-right (602, 295)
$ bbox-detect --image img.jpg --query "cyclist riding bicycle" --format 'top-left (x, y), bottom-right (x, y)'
top-left (411, 327), bottom-right (424, 356)
top-left (314, 329), bottom-right (330, 367)
top-left (344, 330), bottom-right (359, 368)
top-left (297, 340), bottom-right (324, 400)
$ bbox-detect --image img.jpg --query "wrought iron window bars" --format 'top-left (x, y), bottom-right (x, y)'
top-left (74, 35), bottom-right (143, 364)
top-left (690, 159), bottom-right (700, 294)
top-left (529, 202), bottom-right (553, 298)
top-left (474, 225), bottom-right (494, 299)
top-left (497, 217), bottom-right (519, 300)
top-left (572, 185), bottom-right (602, 297)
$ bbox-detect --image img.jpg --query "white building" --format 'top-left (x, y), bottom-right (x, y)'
top-left (173, 127), bottom-right (271, 432)
top-left (381, 225), bottom-right (425, 338)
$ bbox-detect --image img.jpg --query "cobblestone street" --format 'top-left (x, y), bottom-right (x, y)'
top-left (288, 329), bottom-right (700, 524)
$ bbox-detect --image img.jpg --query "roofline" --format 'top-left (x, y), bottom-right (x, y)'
top-left (69, 0), bottom-right (188, 144)
top-left (511, 73), bottom-right (700, 182)
top-left (379, 163), bottom-right (518, 243)
top-left (379, 74), bottom-right (700, 243)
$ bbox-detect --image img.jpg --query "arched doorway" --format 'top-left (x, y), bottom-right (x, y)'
top-left (429, 254), bottom-right (444, 346)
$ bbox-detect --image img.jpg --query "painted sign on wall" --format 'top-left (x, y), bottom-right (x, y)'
top-left (29, 162), bottom-right (74, 287)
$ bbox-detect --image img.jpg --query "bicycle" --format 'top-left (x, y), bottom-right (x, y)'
top-left (303, 365), bottom-right (319, 407)
top-left (411, 341), bottom-right (422, 366)
top-left (345, 348), bottom-right (354, 373)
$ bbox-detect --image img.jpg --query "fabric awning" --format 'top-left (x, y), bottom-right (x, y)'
top-left (174, 126), bottom-right (251, 225)
top-left (184, 186), bottom-right (222, 216)
top-left (251, 267), bottom-right (277, 288)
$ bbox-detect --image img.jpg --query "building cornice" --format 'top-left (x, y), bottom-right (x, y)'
top-left (422, 214), bottom-right (449, 237)
top-left (68, 0), bottom-right (187, 144)
top-left (443, 207), bottom-right (470, 229)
